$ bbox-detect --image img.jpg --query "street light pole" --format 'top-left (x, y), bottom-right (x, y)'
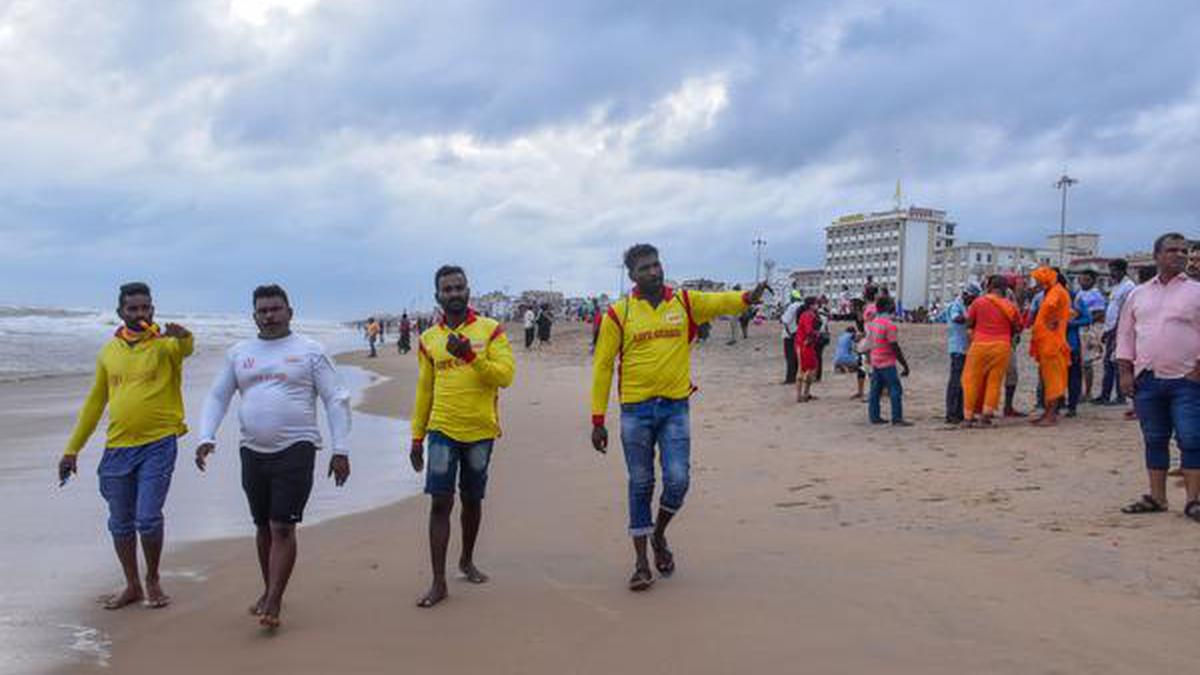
top-left (752, 236), bottom-right (767, 283)
top-left (1054, 174), bottom-right (1078, 268)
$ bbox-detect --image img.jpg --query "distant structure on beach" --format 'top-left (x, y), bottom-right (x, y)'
top-left (822, 206), bottom-right (956, 311)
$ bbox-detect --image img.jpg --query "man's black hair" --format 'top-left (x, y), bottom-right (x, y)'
top-left (988, 275), bottom-right (1009, 291)
top-left (118, 282), bottom-right (151, 309)
top-left (876, 295), bottom-right (895, 313)
top-left (623, 243), bottom-right (659, 271)
top-left (1109, 258), bottom-right (1128, 273)
top-left (1153, 232), bottom-right (1187, 254)
top-left (434, 265), bottom-right (467, 290)
top-left (1080, 269), bottom-right (1097, 279)
top-left (252, 284), bottom-right (290, 308)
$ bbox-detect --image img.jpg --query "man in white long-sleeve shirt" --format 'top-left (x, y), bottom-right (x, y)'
top-left (195, 284), bottom-right (351, 629)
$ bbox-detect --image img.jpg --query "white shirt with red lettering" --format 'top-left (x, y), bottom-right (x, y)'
top-left (199, 333), bottom-right (351, 454)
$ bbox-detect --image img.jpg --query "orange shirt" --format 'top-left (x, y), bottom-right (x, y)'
top-left (967, 294), bottom-right (1018, 343)
top-left (1031, 276), bottom-right (1070, 359)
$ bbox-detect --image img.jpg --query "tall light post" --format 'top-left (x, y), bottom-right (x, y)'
top-left (1054, 174), bottom-right (1078, 267)
top-left (752, 235), bottom-right (767, 283)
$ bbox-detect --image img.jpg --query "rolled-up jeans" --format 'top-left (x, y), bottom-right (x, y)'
top-left (1134, 372), bottom-right (1200, 471)
top-left (98, 435), bottom-right (177, 540)
top-left (619, 397), bottom-right (690, 537)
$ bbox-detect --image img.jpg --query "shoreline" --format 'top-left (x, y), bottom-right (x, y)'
top-left (52, 322), bottom-right (1200, 673)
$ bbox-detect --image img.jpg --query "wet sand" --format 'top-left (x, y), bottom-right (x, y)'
top-left (60, 321), bottom-right (1200, 674)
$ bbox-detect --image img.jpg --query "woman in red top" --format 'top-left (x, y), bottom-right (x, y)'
top-left (794, 297), bottom-right (820, 402)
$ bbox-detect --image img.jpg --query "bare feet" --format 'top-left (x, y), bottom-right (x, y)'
top-left (258, 599), bottom-right (281, 629)
top-left (417, 581), bottom-right (448, 608)
top-left (143, 577), bottom-right (170, 609)
top-left (248, 592), bottom-right (268, 616)
top-left (101, 586), bottom-right (143, 611)
top-left (458, 562), bottom-right (490, 584)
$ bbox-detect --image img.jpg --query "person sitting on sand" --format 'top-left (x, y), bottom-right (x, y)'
top-left (832, 325), bottom-right (866, 400)
top-left (961, 276), bottom-right (1021, 428)
top-left (57, 282), bottom-right (193, 611)
top-left (409, 266), bottom-right (515, 608)
top-left (1116, 233), bottom-right (1200, 518)
top-left (865, 295), bottom-right (911, 426)
top-left (591, 243), bottom-right (770, 591)
top-left (194, 284), bottom-right (351, 629)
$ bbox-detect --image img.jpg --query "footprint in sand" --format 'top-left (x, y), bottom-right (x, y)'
top-left (775, 501), bottom-right (808, 508)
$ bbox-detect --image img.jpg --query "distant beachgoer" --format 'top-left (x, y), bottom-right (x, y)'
top-left (410, 266), bottom-right (515, 608)
top-left (779, 291), bottom-right (802, 385)
top-left (366, 317), bottom-right (380, 358)
top-left (865, 295), bottom-right (911, 426)
top-left (1029, 267), bottom-right (1071, 426)
top-left (1116, 233), bottom-right (1200, 518)
top-left (1065, 279), bottom-right (1093, 417)
top-left (832, 326), bottom-right (865, 401)
top-left (1082, 309), bottom-right (1104, 401)
top-left (944, 282), bottom-right (980, 424)
top-left (57, 282), bottom-right (193, 611)
top-left (523, 306), bottom-right (536, 350)
top-left (536, 305), bottom-right (552, 345)
top-left (398, 312), bottom-right (412, 354)
top-left (961, 277), bottom-right (1019, 427)
top-left (1094, 259), bottom-right (1136, 405)
top-left (794, 297), bottom-right (819, 403)
top-left (195, 284), bottom-right (351, 629)
top-left (591, 243), bottom-right (769, 591)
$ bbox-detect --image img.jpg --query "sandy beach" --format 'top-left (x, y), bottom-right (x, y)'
top-left (58, 320), bottom-right (1200, 674)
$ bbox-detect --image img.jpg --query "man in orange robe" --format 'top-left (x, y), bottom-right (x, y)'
top-left (1029, 266), bottom-right (1071, 426)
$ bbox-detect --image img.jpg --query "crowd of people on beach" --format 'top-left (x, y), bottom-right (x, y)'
top-left (52, 232), bottom-right (1197, 630)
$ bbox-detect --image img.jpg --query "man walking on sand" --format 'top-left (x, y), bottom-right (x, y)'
top-left (57, 282), bottom-right (193, 611)
top-left (591, 244), bottom-right (769, 591)
top-left (195, 284), bottom-right (352, 629)
top-left (1116, 233), bottom-right (1200, 518)
top-left (410, 266), bottom-right (515, 608)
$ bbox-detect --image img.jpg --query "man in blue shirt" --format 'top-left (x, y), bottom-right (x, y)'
top-left (1065, 282), bottom-right (1093, 417)
top-left (945, 282), bottom-right (981, 424)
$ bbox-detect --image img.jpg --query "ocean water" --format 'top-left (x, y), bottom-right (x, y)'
top-left (0, 308), bottom-right (420, 674)
top-left (0, 305), bottom-right (359, 381)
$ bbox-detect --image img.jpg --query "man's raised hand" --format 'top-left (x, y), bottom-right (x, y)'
top-left (163, 323), bottom-right (191, 339)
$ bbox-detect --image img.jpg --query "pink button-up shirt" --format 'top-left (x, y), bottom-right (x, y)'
top-left (1114, 273), bottom-right (1200, 379)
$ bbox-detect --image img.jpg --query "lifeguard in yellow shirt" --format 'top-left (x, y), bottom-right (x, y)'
top-left (591, 244), bottom-right (769, 591)
top-left (57, 282), bottom-right (193, 610)
top-left (409, 266), bottom-right (515, 608)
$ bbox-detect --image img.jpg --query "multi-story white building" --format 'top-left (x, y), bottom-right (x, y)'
top-left (928, 243), bottom-right (1055, 305)
top-left (1046, 232), bottom-right (1100, 264)
top-left (823, 206), bottom-right (955, 310)
top-left (789, 268), bottom-right (825, 299)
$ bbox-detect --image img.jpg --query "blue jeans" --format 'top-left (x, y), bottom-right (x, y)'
top-left (424, 431), bottom-right (494, 500)
top-left (619, 398), bottom-right (690, 537)
top-left (869, 366), bottom-right (903, 423)
top-left (1134, 373), bottom-right (1200, 470)
top-left (97, 435), bottom-right (177, 540)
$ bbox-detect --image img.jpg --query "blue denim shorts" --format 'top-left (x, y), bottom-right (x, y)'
top-left (424, 431), bottom-right (494, 500)
top-left (97, 435), bottom-right (177, 539)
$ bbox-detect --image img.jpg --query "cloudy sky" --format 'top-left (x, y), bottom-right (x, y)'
top-left (1, 0), bottom-right (1197, 317)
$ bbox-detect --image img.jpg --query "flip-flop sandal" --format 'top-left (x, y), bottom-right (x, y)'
top-left (142, 596), bottom-right (171, 609)
top-left (1121, 494), bottom-right (1167, 514)
top-left (1184, 501), bottom-right (1200, 523)
top-left (651, 540), bottom-right (676, 577)
top-left (628, 568), bottom-right (655, 592)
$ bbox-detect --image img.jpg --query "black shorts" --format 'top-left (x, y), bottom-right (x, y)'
top-left (240, 441), bottom-right (317, 527)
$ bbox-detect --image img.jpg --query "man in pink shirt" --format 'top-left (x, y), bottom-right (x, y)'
top-left (865, 295), bottom-right (912, 426)
top-left (1116, 233), bottom-right (1200, 520)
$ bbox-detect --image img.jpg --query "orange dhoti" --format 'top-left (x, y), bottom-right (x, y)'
top-left (962, 341), bottom-right (1011, 419)
top-left (1037, 350), bottom-right (1069, 403)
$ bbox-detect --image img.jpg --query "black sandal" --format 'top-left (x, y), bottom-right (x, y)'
top-left (652, 539), bottom-right (676, 577)
top-left (1121, 494), bottom-right (1167, 514)
top-left (628, 568), bottom-right (655, 592)
top-left (1184, 501), bottom-right (1200, 523)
